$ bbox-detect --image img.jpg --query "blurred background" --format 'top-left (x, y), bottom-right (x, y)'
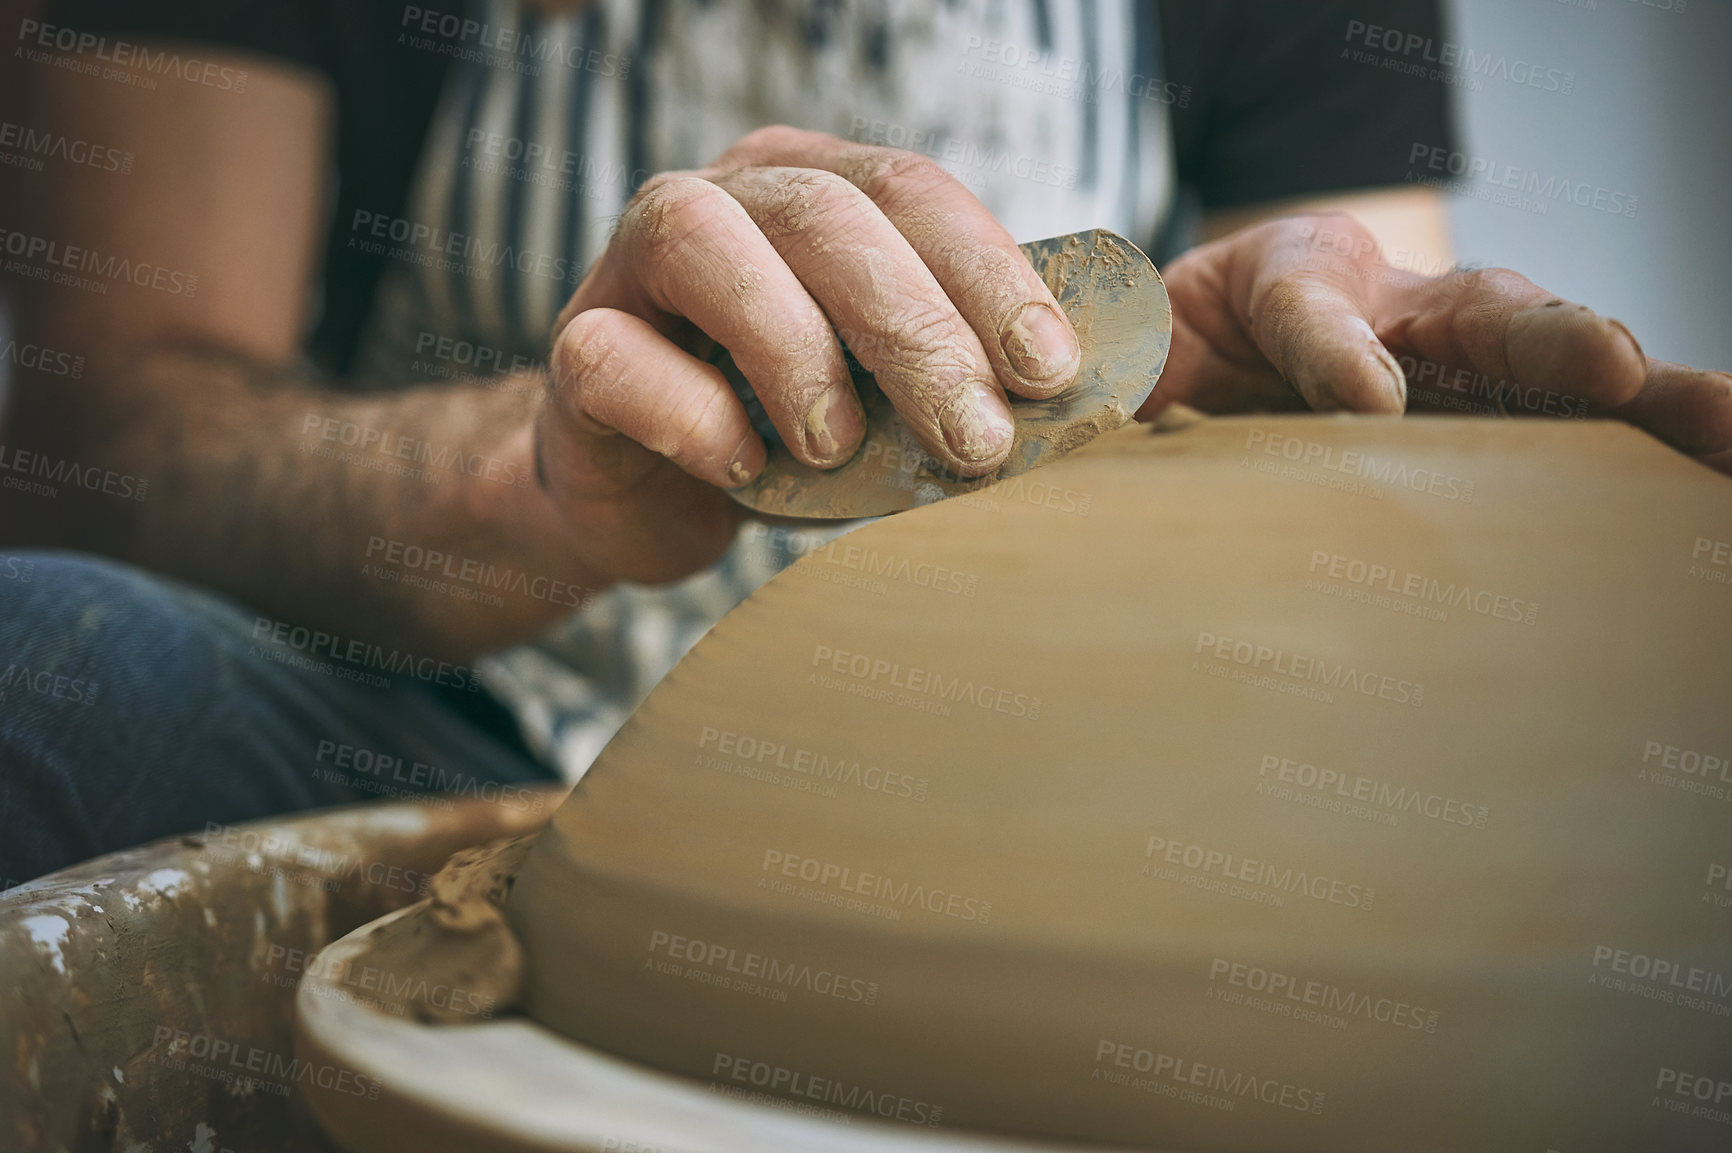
top-left (1447, 0), bottom-right (1731, 371)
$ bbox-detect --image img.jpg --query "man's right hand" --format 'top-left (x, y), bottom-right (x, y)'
top-left (536, 125), bottom-right (1082, 585)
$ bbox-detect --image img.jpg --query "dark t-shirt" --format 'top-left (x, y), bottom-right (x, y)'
top-left (41, 0), bottom-right (1455, 375)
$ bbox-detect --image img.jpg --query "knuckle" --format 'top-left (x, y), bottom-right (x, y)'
top-left (1301, 210), bottom-right (1373, 235)
top-left (554, 309), bottom-right (622, 389)
top-left (752, 168), bottom-right (871, 238)
top-left (842, 148), bottom-right (954, 207)
top-left (962, 242), bottom-right (1044, 308)
top-left (1272, 267), bottom-right (1337, 295)
top-left (625, 175), bottom-right (734, 265)
top-left (652, 382), bottom-right (731, 464)
top-left (728, 124), bottom-right (811, 160)
top-left (1253, 271), bottom-right (1350, 349)
top-left (833, 322), bottom-right (893, 368)
top-left (552, 312), bottom-right (642, 437)
top-left (1261, 271), bottom-right (1330, 322)
top-left (617, 170), bottom-right (693, 227)
top-left (767, 321), bottom-right (848, 388)
top-left (1450, 268), bottom-right (1539, 356)
top-left (895, 301), bottom-right (964, 348)
top-left (1289, 212), bottom-right (1379, 262)
top-left (1459, 266), bottom-right (1536, 299)
top-left (870, 302), bottom-right (976, 383)
top-left (630, 169), bottom-right (685, 199)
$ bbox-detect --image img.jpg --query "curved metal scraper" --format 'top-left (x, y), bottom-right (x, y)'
top-left (717, 228), bottom-right (1171, 519)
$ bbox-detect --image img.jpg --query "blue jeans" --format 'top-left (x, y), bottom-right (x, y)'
top-left (0, 551), bottom-right (559, 888)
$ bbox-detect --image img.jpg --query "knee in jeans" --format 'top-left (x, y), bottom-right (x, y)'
top-left (0, 551), bottom-right (215, 694)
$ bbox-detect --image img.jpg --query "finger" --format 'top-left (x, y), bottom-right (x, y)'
top-left (541, 308), bottom-right (748, 582)
top-left (589, 174), bottom-right (863, 470)
top-left (1227, 220), bottom-right (1408, 414)
top-left (1371, 267), bottom-right (1648, 412)
top-left (714, 125), bottom-right (1082, 399)
top-left (1134, 235), bottom-right (1316, 418)
top-left (709, 164), bottom-right (1014, 476)
top-left (534, 400), bottom-right (744, 586)
top-left (549, 307), bottom-right (765, 489)
top-left (1604, 360), bottom-right (1732, 474)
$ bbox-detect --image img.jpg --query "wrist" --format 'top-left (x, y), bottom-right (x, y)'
top-left (395, 386), bottom-right (612, 653)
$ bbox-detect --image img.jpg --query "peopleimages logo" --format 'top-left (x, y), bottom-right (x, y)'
top-left (711, 1053), bottom-right (942, 1127)
top-left (1193, 630), bottom-right (1425, 708)
top-left (1342, 19), bottom-right (1574, 94)
top-left (313, 739), bottom-right (542, 812)
top-left (1207, 957), bottom-right (1440, 1033)
top-left (0, 443), bottom-right (148, 502)
top-left (0, 663), bottom-right (99, 706)
top-left (1256, 753), bottom-right (1490, 830)
top-left (761, 849), bottom-right (992, 924)
top-left (647, 929), bottom-right (880, 1005)
top-left (809, 644), bottom-right (1042, 719)
top-left (1642, 740), bottom-right (1732, 785)
top-left (1306, 550), bottom-right (1539, 626)
top-left (0, 226), bottom-right (198, 295)
top-left (413, 330), bottom-right (539, 377)
top-left (249, 616), bottom-right (482, 692)
top-left (1092, 1040), bottom-right (1326, 1114)
top-left (0, 337), bottom-right (84, 378)
top-left (301, 413), bottom-right (531, 488)
top-left (958, 35), bottom-right (1192, 108)
top-left (462, 129), bottom-right (649, 197)
top-left (849, 117), bottom-right (1079, 190)
top-left (1654, 1067), bottom-right (1732, 1113)
top-left (1704, 864), bottom-right (1732, 910)
top-left (150, 1026), bottom-right (378, 1099)
top-left (1243, 428), bottom-right (1475, 502)
top-left (1590, 945), bottom-right (1732, 999)
top-left (17, 19), bottom-right (250, 91)
top-left (0, 119), bottom-right (133, 174)
top-left (201, 822), bottom-right (435, 896)
top-left (698, 726), bottom-right (929, 801)
top-left (1407, 144), bottom-right (1638, 219)
top-left (1693, 537), bottom-right (1732, 572)
top-left (349, 210), bottom-right (581, 286)
top-left (264, 942), bottom-right (498, 1018)
top-left (363, 535), bottom-right (589, 608)
top-left (1144, 835), bottom-right (1375, 911)
top-left (398, 6), bottom-right (631, 77)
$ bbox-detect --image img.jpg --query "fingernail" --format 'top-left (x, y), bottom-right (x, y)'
top-left (1376, 353), bottom-right (1407, 410)
top-left (802, 389), bottom-right (859, 466)
top-left (1366, 328), bottom-right (1408, 409)
top-left (940, 380), bottom-right (1014, 463)
top-left (724, 432), bottom-right (760, 487)
top-left (1607, 318), bottom-right (1645, 362)
top-left (1000, 302), bottom-right (1079, 383)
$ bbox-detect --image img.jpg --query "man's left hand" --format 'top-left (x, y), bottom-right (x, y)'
top-left (1148, 212), bottom-right (1732, 474)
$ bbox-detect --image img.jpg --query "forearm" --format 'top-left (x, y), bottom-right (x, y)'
top-left (0, 346), bottom-right (608, 660)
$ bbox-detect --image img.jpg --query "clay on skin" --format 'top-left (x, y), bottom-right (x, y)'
top-left (726, 230), bottom-right (1170, 519)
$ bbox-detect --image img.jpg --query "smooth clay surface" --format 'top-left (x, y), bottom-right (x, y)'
top-left (510, 415), bottom-right (1732, 1153)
